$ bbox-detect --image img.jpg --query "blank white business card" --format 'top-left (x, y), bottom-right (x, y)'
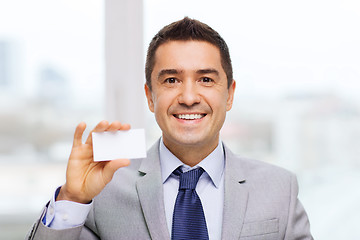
top-left (92, 129), bottom-right (147, 161)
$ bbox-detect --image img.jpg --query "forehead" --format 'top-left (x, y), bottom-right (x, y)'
top-left (152, 40), bottom-right (224, 74)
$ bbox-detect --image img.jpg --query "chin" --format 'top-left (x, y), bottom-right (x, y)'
top-left (172, 135), bottom-right (207, 146)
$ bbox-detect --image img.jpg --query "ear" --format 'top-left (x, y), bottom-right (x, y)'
top-left (226, 80), bottom-right (236, 111)
top-left (144, 84), bottom-right (155, 112)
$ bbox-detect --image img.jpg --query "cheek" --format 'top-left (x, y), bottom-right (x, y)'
top-left (205, 90), bottom-right (229, 110)
top-left (153, 94), bottom-right (171, 115)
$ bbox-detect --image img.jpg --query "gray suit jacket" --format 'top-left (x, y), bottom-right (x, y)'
top-left (26, 140), bottom-right (313, 240)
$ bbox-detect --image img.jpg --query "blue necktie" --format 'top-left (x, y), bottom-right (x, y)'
top-left (172, 167), bottom-right (209, 240)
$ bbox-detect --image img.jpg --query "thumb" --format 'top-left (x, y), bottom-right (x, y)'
top-left (103, 159), bottom-right (131, 182)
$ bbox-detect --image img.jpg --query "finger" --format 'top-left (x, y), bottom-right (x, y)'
top-left (106, 122), bottom-right (131, 132)
top-left (106, 121), bottom-right (122, 131)
top-left (85, 120), bottom-right (109, 145)
top-left (73, 122), bottom-right (86, 147)
top-left (119, 123), bottom-right (131, 131)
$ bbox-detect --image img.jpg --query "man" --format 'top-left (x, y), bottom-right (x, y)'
top-left (26, 17), bottom-right (313, 240)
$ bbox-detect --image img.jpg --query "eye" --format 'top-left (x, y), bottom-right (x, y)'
top-left (201, 77), bottom-right (213, 83)
top-left (165, 77), bottom-right (177, 84)
top-left (199, 77), bottom-right (215, 85)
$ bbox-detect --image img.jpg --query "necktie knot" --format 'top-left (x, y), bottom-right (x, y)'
top-left (174, 167), bottom-right (204, 190)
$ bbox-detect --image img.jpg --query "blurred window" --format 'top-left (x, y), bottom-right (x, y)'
top-left (0, 0), bottom-right (104, 238)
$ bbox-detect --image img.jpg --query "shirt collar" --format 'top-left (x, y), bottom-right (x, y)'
top-left (160, 138), bottom-right (225, 188)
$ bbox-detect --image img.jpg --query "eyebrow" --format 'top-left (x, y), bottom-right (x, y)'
top-left (196, 68), bottom-right (219, 76)
top-left (157, 69), bottom-right (183, 79)
top-left (157, 68), bottom-right (219, 79)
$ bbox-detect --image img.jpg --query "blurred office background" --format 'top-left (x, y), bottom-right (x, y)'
top-left (0, 0), bottom-right (359, 239)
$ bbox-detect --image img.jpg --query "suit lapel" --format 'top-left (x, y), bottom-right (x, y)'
top-left (221, 145), bottom-right (249, 240)
top-left (135, 141), bottom-right (249, 239)
top-left (136, 140), bottom-right (170, 240)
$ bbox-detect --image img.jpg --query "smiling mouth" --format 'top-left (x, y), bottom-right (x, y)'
top-left (174, 114), bottom-right (206, 120)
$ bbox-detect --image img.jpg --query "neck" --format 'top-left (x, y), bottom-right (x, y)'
top-left (163, 137), bottom-right (219, 167)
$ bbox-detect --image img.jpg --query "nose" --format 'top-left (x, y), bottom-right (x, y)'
top-left (177, 80), bottom-right (201, 107)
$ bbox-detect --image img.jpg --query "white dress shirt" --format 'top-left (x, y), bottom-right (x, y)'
top-left (160, 140), bottom-right (225, 240)
top-left (44, 139), bottom-right (225, 240)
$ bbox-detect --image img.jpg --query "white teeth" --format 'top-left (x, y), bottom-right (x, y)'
top-left (177, 114), bottom-right (204, 120)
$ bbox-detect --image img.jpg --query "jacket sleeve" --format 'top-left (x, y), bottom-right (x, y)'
top-left (25, 202), bottom-right (100, 240)
top-left (284, 175), bottom-right (314, 240)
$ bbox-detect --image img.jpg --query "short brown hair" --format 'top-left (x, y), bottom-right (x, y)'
top-left (145, 17), bottom-right (233, 90)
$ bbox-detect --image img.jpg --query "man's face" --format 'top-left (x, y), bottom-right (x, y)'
top-left (145, 40), bottom-right (235, 152)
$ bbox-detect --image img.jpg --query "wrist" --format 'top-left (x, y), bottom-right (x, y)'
top-left (56, 185), bottom-right (92, 204)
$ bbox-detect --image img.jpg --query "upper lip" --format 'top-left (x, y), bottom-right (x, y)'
top-left (174, 112), bottom-right (205, 115)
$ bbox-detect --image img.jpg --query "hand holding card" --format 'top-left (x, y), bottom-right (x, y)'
top-left (57, 121), bottom-right (132, 203)
top-left (92, 129), bottom-right (147, 161)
